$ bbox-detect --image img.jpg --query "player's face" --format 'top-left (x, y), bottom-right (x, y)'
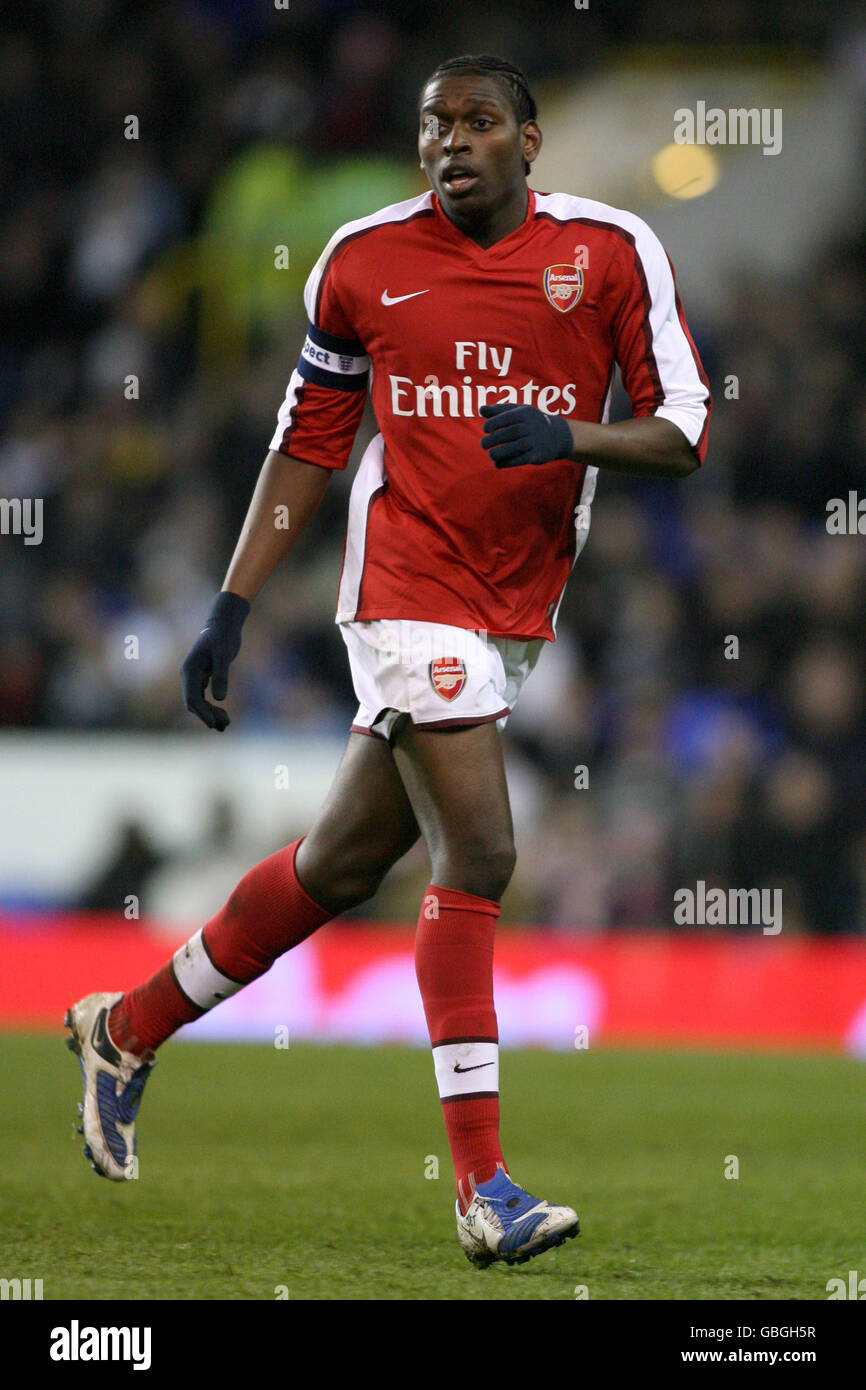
top-left (418, 75), bottom-right (539, 220)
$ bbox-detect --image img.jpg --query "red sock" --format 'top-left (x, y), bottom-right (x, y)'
top-left (414, 883), bottom-right (508, 1213)
top-left (109, 839), bottom-right (331, 1056)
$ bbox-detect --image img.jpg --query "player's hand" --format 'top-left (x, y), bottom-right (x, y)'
top-left (181, 590), bottom-right (250, 731)
top-left (480, 402), bottom-right (574, 468)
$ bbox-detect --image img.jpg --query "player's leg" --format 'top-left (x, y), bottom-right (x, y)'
top-left (113, 730), bottom-right (419, 1051)
top-left (66, 732), bottom-right (419, 1179)
top-left (390, 719), bottom-right (512, 1208)
top-left (391, 717), bottom-right (515, 899)
top-left (391, 717), bottom-right (579, 1264)
top-left (294, 732), bottom-right (420, 914)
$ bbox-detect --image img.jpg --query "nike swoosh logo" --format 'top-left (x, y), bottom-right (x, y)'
top-left (453, 1061), bottom-right (494, 1073)
top-left (91, 1009), bottom-right (120, 1067)
top-left (381, 289), bottom-right (430, 306)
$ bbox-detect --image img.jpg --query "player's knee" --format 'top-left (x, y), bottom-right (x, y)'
top-left (306, 862), bottom-right (382, 913)
top-left (436, 838), bottom-right (516, 902)
top-left (297, 839), bottom-right (392, 914)
top-left (479, 841), bottom-right (517, 900)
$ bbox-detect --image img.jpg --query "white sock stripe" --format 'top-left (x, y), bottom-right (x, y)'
top-left (432, 1041), bottom-right (499, 1099)
top-left (172, 929), bottom-right (244, 1011)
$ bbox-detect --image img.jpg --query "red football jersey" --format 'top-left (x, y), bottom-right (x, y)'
top-left (270, 188), bottom-right (711, 640)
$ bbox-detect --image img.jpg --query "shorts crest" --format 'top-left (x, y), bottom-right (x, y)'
top-left (429, 656), bottom-right (467, 701)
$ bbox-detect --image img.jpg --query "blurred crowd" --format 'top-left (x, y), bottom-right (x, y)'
top-left (3, 0), bottom-right (866, 930)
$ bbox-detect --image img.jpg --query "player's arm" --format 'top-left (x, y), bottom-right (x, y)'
top-left (561, 414), bottom-right (698, 478)
top-left (180, 452), bottom-right (334, 731)
top-left (481, 406), bottom-right (699, 478)
top-left (589, 223), bottom-right (711, 476)
top-left (221, 450), bottom-right (332, 602)
top-left (183, 239), bottom-right (370, 730)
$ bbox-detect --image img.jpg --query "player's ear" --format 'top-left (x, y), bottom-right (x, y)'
top-left (522, 121), bottom-right (542, 168)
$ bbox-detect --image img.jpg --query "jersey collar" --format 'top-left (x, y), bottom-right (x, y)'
top-left (431, 186), bottom-right (537, 258)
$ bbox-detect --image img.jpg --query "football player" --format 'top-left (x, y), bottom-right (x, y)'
top-left (67, 54), bottom-right (709, 1268)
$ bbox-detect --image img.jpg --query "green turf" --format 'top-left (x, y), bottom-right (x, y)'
top-left (0, 1035), bottom-right (862, 1300)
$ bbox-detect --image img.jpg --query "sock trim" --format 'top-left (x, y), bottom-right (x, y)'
top-left (433, 1039), bottom-right (499, 1099)
top-left (172, 929), bottom-right (243, 1011)
top-left (428, 883), bottom-right (501, 914)
top-left (200, 925), bottom-right (245, 986)
top-left (168, 958), bottom-right (205, 1015)
top-left (432, 1034), bottom-right (498, 1047)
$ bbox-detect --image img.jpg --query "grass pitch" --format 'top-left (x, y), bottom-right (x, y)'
top-left (0, 1035), bottom-right (861, 1301)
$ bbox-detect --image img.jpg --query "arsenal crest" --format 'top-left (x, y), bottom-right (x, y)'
top-left (429, 656), bottom-right (466, 702)
top-left (543, 264), bottom-right (584, 313)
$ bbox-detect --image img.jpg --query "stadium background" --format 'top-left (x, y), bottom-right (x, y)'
top-left (2, 0), bottom-right (866, 1054)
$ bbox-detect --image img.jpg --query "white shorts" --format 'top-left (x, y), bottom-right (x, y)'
top-left (340, 618), bottom-right (545, 742)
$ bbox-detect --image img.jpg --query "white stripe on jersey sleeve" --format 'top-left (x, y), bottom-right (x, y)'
top-left (302, 191), bottom-right (435, 327)
top-left (268, 367), bottom-right (305, 453)
top-left (335, 430), bottom-right (387, 622)
top-left (534, 192), bottom-right (709, 448)
top-left (549, 382), bottom-right (607, 635)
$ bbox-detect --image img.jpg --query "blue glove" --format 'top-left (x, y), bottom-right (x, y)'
top-left (480, 402), bottom-right (573, 468)
top-left (181, 590), bottom-right (250, 731)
